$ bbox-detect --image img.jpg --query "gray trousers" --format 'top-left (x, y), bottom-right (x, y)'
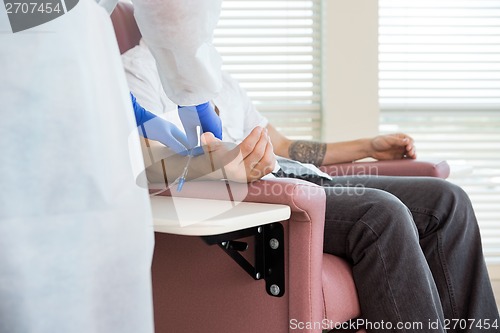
top-left (282, 173), bottom-right (499, 332)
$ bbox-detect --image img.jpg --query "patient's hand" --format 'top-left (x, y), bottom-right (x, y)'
top-left (141, 126), bottom-right (275, 185)
top-left (369, 133), bottom-right (417, 160)
top-left (201, 126), bottom-right (276, 183)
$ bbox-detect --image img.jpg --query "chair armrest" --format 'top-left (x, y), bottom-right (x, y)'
top-left (152, 177), bottom-right (326, 330)
top-left (153, 177), bottom-right (325, 222)
top-left (319, 159), bottom-right (450, 179)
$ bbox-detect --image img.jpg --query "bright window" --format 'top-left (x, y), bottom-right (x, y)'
top-left (379, 0), bottom-right (500, 264)
top-left (214, 0), bottom-right (322, 140)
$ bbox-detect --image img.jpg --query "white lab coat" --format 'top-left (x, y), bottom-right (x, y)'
top-left (0, 0), bottom-right (154, 332)
top-left (133, 0), bottom-right (223, 106)
top-left (98, 0), bottom-right (223, 106)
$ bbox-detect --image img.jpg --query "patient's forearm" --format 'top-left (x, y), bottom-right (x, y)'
top-left (144, 149), bottom-right (222, 184)
top-left (323, 139), bottom-right (372, 164)
top-left (142, 139), bottom-right (248, 185)
top-left (285, 139), bottom-right (372, 165)
top-left (288, 140), bottom-right (327, 166)
top-left (269, 123), bottom-right (384, 165)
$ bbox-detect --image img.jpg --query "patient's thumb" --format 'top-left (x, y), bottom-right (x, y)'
top-left (201, 132), bottom-right (216, 145)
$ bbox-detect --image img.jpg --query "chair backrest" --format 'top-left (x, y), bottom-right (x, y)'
top-left (110, 2), bottom-right (142, 54)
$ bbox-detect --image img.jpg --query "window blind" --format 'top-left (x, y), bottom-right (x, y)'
top-left (214, 0), bottom-right (322, 140)
top-left (379, 0), bottom-right (500, 264)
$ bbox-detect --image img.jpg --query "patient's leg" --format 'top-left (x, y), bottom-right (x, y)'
top-left (319, 176), bottom-right (499, 333)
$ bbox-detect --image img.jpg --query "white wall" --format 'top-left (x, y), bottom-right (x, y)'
top-left (321, 0), bottom-right (379, 142)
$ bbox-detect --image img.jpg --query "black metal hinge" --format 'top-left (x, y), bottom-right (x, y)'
top-left (202, 222), bottom-right (285, 297)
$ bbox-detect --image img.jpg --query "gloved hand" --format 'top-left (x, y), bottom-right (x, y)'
top-left (178, 102), bottom-right (222, 148)
top-left (130, 93), bottom-right (189, 154)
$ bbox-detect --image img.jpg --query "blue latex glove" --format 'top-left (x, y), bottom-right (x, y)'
top-left (178, 102), bottom-right (222, 148)
top-left (130, 93), bottom-right (189, 154)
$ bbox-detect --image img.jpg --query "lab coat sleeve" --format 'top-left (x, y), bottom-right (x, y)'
top-left (0, 1), bottom-right (154, 332)
top-left (133, 0), bottom-right (223, 106)
top-left (122, 41), bottom-right (168, 115)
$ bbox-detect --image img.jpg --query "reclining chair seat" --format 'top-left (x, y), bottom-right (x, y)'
top-left (111, 3), bottom-right (449, 331)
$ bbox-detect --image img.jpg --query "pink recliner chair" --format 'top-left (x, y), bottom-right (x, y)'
top-left (110, 3), bottom-right (450, 332)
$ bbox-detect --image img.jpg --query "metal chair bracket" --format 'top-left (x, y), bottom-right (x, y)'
top-left (202, 222), bottom-right (285, 297)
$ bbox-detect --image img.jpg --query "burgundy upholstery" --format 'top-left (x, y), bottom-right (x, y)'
top-left (110, 2), bottom-right (141, 55)
top-left (153, 179), bottom-right (330, 332)
top-left (151, 178), bottom-right (363, 333)
top-left (111, 3), bottom-right (449, 332)
top-left (321, 159), bottom-right (450, 179)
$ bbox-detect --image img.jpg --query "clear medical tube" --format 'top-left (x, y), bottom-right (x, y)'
top-left (176, 150), bottom-right (193, 192)
top-left (176, 125), bottom-right (200, 192)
